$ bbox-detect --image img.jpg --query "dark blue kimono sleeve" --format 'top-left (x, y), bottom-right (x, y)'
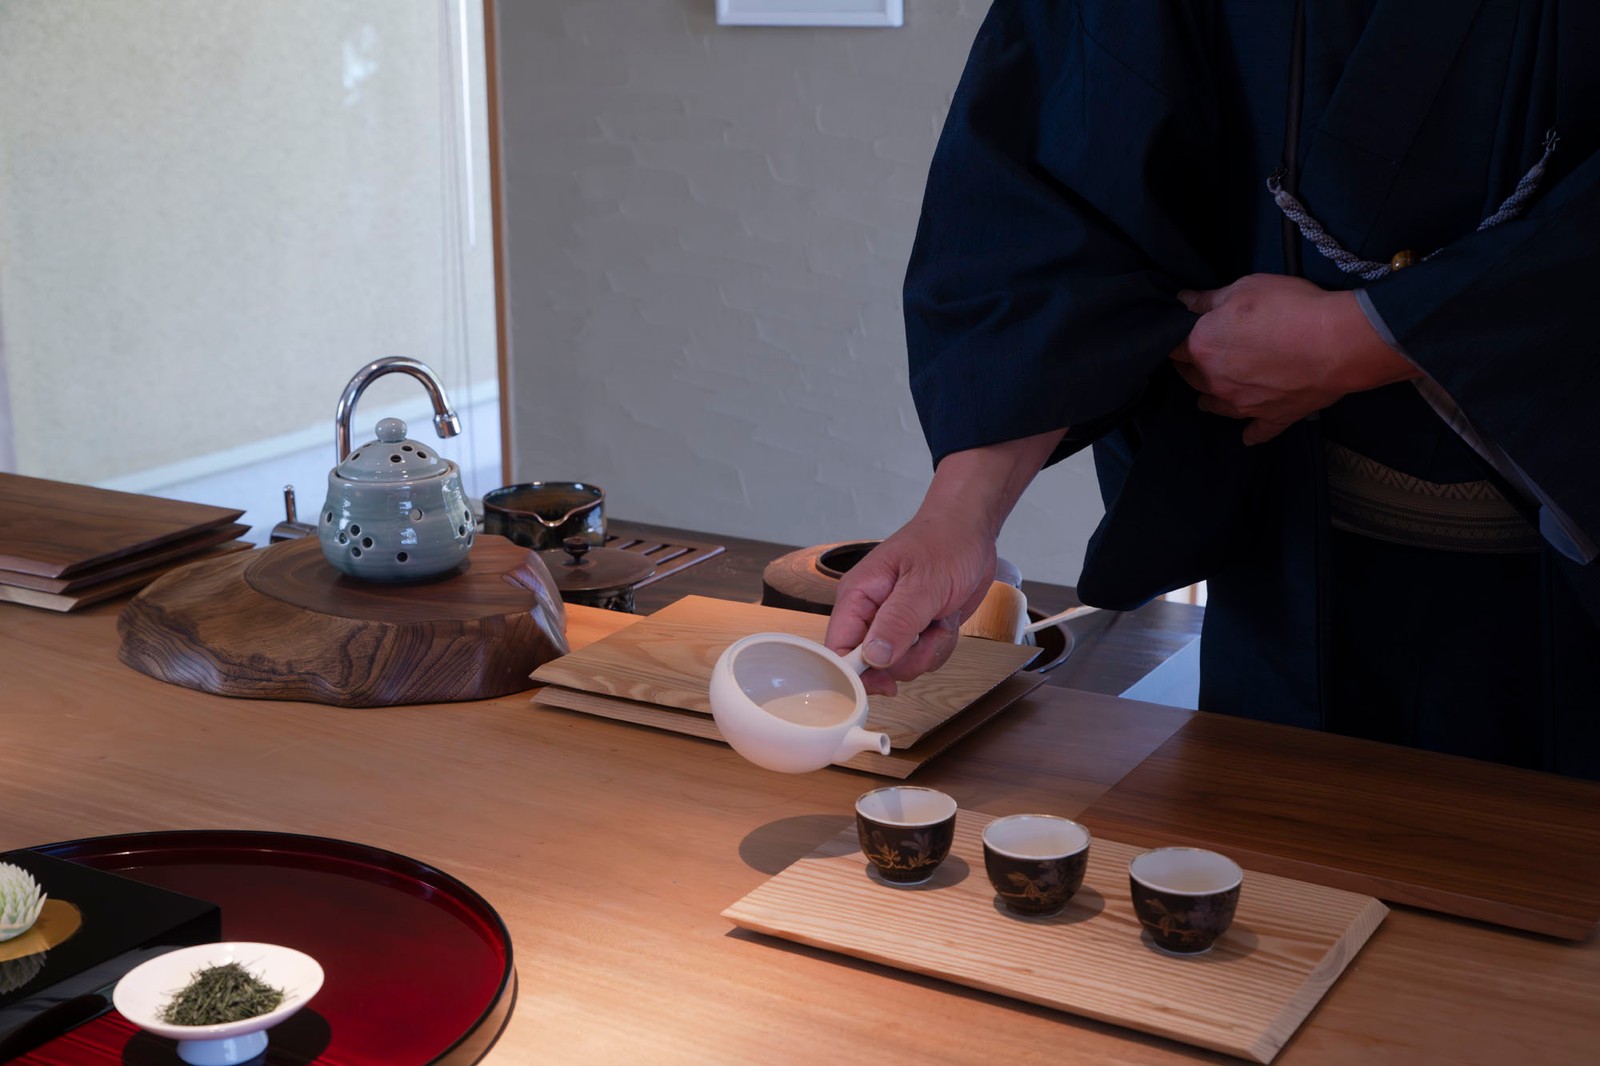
top-left (1364, 146), bottom-right (1600, 544)
top-left (904, 0), bottom-right (1227, 469)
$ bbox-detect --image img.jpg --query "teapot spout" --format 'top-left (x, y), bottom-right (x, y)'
top-left (832, 726), bottom-right (892, 765)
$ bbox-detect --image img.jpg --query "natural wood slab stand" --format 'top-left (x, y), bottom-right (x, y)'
top-left (118, 535), bottom-right (571, 707)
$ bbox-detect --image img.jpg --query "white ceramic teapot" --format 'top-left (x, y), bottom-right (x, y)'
top-left (709, 632), bottom-right (892, 773)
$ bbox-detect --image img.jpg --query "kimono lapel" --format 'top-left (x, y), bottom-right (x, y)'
top-left (1295, 0), bottom-right (1486, 260)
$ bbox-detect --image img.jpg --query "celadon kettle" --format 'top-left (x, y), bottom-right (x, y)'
top-left (317, 358), bottom-right (473, 582)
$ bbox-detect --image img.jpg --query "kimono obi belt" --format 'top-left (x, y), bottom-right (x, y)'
top-left (1325, 443), bottom-right (1542, 554)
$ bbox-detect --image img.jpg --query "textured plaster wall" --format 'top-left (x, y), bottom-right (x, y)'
top-left (494, 0), bottom-right (1107, 587)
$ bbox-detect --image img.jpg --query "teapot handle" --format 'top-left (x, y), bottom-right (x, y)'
top-left (837, 632), bottom-right (918, 676)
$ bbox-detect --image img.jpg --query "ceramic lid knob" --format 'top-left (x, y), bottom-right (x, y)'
top-left (375, 417), bottom-right (408, 443)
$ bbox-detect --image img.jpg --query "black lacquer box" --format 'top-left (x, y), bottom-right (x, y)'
top-left (0, 849), bottom-right (220, 1058)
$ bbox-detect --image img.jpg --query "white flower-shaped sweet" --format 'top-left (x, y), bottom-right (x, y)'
top-left (0, 862), bottom-right (45, 941)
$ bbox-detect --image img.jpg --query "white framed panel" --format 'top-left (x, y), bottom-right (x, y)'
top-left (716, 0), bottom-right (903, 28)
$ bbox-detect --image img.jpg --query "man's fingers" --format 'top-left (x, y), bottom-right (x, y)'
top-left (857, 615), bottom-right (959, 696)
top-left (858, 589), bottom-right (943, 671)
top-left (1178, 287), bottom-right (1221, 314)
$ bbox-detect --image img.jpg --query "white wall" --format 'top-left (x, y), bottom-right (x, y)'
top-left (493, 0), bottom-right (1106, 587)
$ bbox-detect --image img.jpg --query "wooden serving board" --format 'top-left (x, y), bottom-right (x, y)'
top-left (0, 473), bottom-right (244, 578)
top-left (530, 595), bottom-right (1039, 748)
top-left (118, 535), bottom-right (572, 707)
top-left (724, 811), bottom-right (1388, 1064)
top-left (533, 669), bottom-right (1048, 778)
top-left (1078, 713), bottom-right (1600, 940)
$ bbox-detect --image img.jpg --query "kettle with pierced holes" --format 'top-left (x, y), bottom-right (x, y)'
top-left (318, 416), bottom-right (475, 582)
top-left (316, 358), bottom-right (473, 582)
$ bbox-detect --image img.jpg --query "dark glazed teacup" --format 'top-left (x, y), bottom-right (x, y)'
top-left (981, 814), bottom-right (1091, 916)
top-left (1128, 847), bottom-right (1243, 955)
top-left (854, 786), bottom-right (957, 886)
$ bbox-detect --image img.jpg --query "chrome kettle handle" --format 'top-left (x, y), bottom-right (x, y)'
top-left (334, 357), bottom-right (462, 462)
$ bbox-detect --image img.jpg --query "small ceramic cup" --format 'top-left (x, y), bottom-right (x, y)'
top-left (1128, 847), bottom-right (1243, 955)
top-left (981, 814), bottom-right (1091, 916)
top-left (854, 786), bottom-right (958, 886)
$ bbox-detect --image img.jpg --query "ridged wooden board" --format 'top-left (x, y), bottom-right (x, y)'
top-left (724, 812), bottom-right (1388, 1064)
top-left (0, 473), bottom-right (244, 577)
top-left (1078, 713), bottom-right (1600, 939)
top-left (0, 522), bottom-right (250, 594)
top-left (0, 540), bottom-right (253, 612)
top-left (532, 669), bottom-right (1048, 778)
top-left (117, 535), bottom-right (579, 706)
top-left (530, 594), bottom-right (1039, 747)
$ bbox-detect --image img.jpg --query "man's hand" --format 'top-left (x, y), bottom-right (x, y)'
top-left (823, 429), bottom-right (1065, 695)
top-left (1169, 274), bottom-right (1420, 444)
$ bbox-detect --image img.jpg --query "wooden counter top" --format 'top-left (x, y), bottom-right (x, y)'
top-left (0, 531), bottom-right (1594, 1064)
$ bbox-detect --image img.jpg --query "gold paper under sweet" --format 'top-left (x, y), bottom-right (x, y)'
top-left (0, 900), bottom-right (83, 962)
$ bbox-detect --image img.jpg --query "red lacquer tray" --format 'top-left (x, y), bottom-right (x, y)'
top-left (12, 831), bottom-right (515, 1065)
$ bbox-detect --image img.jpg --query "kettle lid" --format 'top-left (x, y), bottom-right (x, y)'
top-left (538, 536), bottom-right (656, 593)
top-left (335, 418), bottom-right (453, 483)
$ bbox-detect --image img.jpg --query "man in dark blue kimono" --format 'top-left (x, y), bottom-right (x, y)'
top-left (824, 1), bottom-right (1600, 778)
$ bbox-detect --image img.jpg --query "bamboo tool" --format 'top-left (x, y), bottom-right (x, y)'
top-left (958, 581), bottom-right (1104, 643)
top-left (1022, 602), bottom-right (1102, 635)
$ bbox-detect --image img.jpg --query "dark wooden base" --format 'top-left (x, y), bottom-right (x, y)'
top-left (117, 535), bottom-right (568, 707)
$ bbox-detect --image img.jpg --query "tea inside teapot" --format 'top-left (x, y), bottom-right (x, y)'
top-left (709, 633), bottom-right (891, 774)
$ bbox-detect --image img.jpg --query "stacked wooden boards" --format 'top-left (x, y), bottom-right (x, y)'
top-left (0, 473), bottom-right (249, 611)
top-left (723, 810), bottom-right (1388, 1064)
top-left (531, 595), bottom-right (1045, 777)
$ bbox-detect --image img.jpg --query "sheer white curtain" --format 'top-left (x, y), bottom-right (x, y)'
top-left (0, 0), bottom-right (498, 539)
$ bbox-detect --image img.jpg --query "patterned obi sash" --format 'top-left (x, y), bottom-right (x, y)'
top-left (1325, 442), bottom-right (1541, 554)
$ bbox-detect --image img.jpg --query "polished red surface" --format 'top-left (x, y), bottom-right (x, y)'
top-left (13, 832), bottom-right (514, 1065)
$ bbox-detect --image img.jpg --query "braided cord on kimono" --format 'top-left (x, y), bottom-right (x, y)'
top-left (1268, 130), bottom-right (1560, 279)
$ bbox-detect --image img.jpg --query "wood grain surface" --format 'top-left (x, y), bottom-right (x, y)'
top-left (0, 540), bottom-right (252, 612)
top-left (1078, 714), bottom-right (1600, 939)
top-left (0, 523), bottom-right (249, 593)
top-left (530, 594), bottom-right (1040, 747)
top-left (532, 669), bottom-right (1048, 779)
top-left (724, 812), bottom-right (1388, 1064)
top-left (0, 473), bottom-right (244, 577)
top-left (2, 550), bottom-right (1598, 1064)
top-left (116, 535), bottom-right (571, 706)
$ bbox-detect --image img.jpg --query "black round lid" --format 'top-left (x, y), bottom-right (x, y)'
top-left (538, 536), bottom-right (656, 593)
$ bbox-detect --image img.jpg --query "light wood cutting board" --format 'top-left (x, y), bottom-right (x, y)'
top-left (724, 811), bottom-right (1388, 1064)
top-left (533, 669), bottom-right (1048, 778)
top-left (0, 473), bottom-right (245, 578)
top-left (530, 595), bottom-right (1039, 748)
